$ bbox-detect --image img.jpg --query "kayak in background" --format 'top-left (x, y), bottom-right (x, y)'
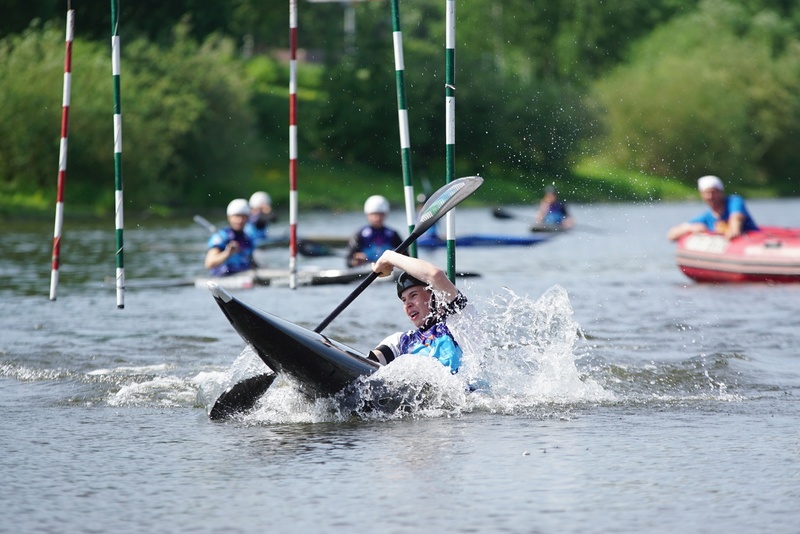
top-left (417, 234), bottom-right (551, 248)
top-left (675, 226), bottom-right (800, 283)
top-left (255, 234), bottom-right (349, 251)
top-left (194, 266), bottom-right (380, 290)
top-left (529, 223), bottom-right (571, 233)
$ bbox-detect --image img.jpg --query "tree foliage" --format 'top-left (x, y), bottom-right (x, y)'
top-left (2, 0), bottom-right (800, 212)
top-left (591, 0), bottom-right (800, 190)
top-left (0, 21), bottom-right (260, 211)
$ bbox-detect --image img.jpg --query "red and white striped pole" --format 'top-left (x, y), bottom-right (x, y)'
top-left (288, 0), bottom-right (299, 289)
top-left (50, 8), bottom-right (75, 301)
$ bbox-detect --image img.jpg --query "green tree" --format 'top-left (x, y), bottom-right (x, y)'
top-left (591, 0), bottom-right (800, 190)
top-left (0, 21), bottom-right (261, 212)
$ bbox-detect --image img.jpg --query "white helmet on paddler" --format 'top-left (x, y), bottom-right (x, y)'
top-left (364, 195), bottom-right (390, 215)
top-left (249, 191), bottom-right (271, 209)
top-left (697, 175), bottom-right (724, 192)
top-left (226, 198), bottom-right (250, 217)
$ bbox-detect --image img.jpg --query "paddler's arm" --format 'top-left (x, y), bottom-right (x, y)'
top-left (204, 241), bottom-right (239, 269)
top-left (667, 222), bottom-right (706, 241)
top-left (725, 212), bottom-right (746, 240)
top-left (372, 250), bottom-right (459, 304)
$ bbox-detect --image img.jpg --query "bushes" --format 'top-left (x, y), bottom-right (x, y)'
top-left (590, 0), bottom-right (800, 191)
top-left (0, 20), bottom-right (260, 212)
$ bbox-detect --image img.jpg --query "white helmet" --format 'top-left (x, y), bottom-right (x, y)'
top-left (249, 191), bottom-right (271, 208)
top-left (226, 198), bottom-right (250, 216)
top-left (364, 195), bottom-right (390, 215)
top-left (697, 175), bottom-right (724, 192)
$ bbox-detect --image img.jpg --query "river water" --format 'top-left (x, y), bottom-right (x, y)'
top-left (2, 199), bottom-right (799, 533)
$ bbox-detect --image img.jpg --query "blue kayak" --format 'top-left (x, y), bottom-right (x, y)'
top-left (417, 234), bottom-right (551, 248)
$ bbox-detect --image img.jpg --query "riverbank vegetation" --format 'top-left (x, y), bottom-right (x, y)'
top-left (2, 0), bottom-right (799, 219)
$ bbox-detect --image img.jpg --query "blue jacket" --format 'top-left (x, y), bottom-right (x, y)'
top-left (206, 228), bottom-right (255, 276)
top-left (690, 194), bottom-right (759, 234)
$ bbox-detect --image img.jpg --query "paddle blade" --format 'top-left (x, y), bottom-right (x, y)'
top-left (209, 372), bottom-right (276, 420)
top-left (193, 215), bottom-right (217, 233)
top-left (414, 176), bottom-right (483, 236)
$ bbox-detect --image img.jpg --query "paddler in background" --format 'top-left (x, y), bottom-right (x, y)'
top-left (204, 198), bottom-right (257, 276)
top-left (534, 184), bottom-right (574, 229)
top-left (667, 175), bottom-right (759, 241)
top-left (368, 251), bottom-right (475, 374)
top-left (345, 195), bottom-right (403, 268)
top-left (245, 191), bottom-right (276, 246)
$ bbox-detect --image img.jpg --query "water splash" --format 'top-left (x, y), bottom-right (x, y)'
top-left (233, 285), bottom-right (613, 424)
top-left (460, 285), bottom-right (613, 411)
top-left (108, 375), bottom-right (196, 407)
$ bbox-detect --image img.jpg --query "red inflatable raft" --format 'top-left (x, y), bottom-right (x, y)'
top-left (675, 226), bottom-right (800, 283)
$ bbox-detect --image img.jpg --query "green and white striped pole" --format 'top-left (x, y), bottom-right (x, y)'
top-left (444, 0), bottom-right (456, 282)
top-left (389, 0), bottom-right (417, 258)
top-left (110, 0), bottom-right (125, 308)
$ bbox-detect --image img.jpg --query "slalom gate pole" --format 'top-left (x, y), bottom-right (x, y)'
top-left (110, 0), bottom-right (125, 308)
top-left (50, 6), bottom-right (75, 301)
top-left (444, 0), bottom-right (457, 282)
top-left (389, 0), bottom-right (417, 258)
top-left (288, 0), bottom-right (299, 289)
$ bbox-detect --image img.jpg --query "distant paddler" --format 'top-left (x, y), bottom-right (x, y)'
top-left (204, 199), bottom-right (258, 277)
top-left (533, 185), bottom-right (574, 231)
top-left (245, 191), bottom-right (277, 246)
top-left (346, 195), bottom-right (404, 268)
top-left (667, 175), bottom-right (759, 241)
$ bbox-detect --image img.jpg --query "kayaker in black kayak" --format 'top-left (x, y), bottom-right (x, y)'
top-left (368, 251), bottom-right (474, 373)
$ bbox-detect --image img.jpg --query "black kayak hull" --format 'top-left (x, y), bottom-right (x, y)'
top-left (208, 282), bottom-right (379, 399)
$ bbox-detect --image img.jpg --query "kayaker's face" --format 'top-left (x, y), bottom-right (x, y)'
top-left (367, 212), bottom-right (386, 228)
top-left (400, 286), bottom-right (432, 328)
top-left (228, 213), bottom-right (248, 231)
top-left (700, 187), bottom-right (725, 212)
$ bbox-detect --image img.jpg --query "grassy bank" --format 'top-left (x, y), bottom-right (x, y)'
top-left (3, 157), bottom-right (780, 221)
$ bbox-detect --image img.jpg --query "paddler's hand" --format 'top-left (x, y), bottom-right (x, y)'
top-left (372, 255), bottom-right (394, 278)
top-left (350, 252), bottom-right (368, 266)
top-left (225, 241), bottom-right (240, 255)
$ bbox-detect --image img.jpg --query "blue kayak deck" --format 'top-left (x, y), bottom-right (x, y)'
top-left (417, 234), bottom-right (551, 248)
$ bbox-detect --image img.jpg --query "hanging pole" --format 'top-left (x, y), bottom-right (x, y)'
top-left (444, 0), bottom-right (456, 282)
top-left (389, 0), bottom-right (417, 258)
top-left (110, 0), bottom-right (125, 308)
top-left (50, 7), bottom-right (75, 301)
top-left (288, 0), bottom-right (299, 289)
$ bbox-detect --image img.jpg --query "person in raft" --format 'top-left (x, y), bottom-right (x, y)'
top-left (245, 191), bottom-right (276, 246)
top-left (535, 184), bottom-right (574, 229)
top-left (667, 175), bottom-right (759, 241)
top-left (345, 195), bottom-right (403, 268)
top-left (368, 251), bottom-right (474, 374)
top-left (204, 198), bottom-right (257, 276)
